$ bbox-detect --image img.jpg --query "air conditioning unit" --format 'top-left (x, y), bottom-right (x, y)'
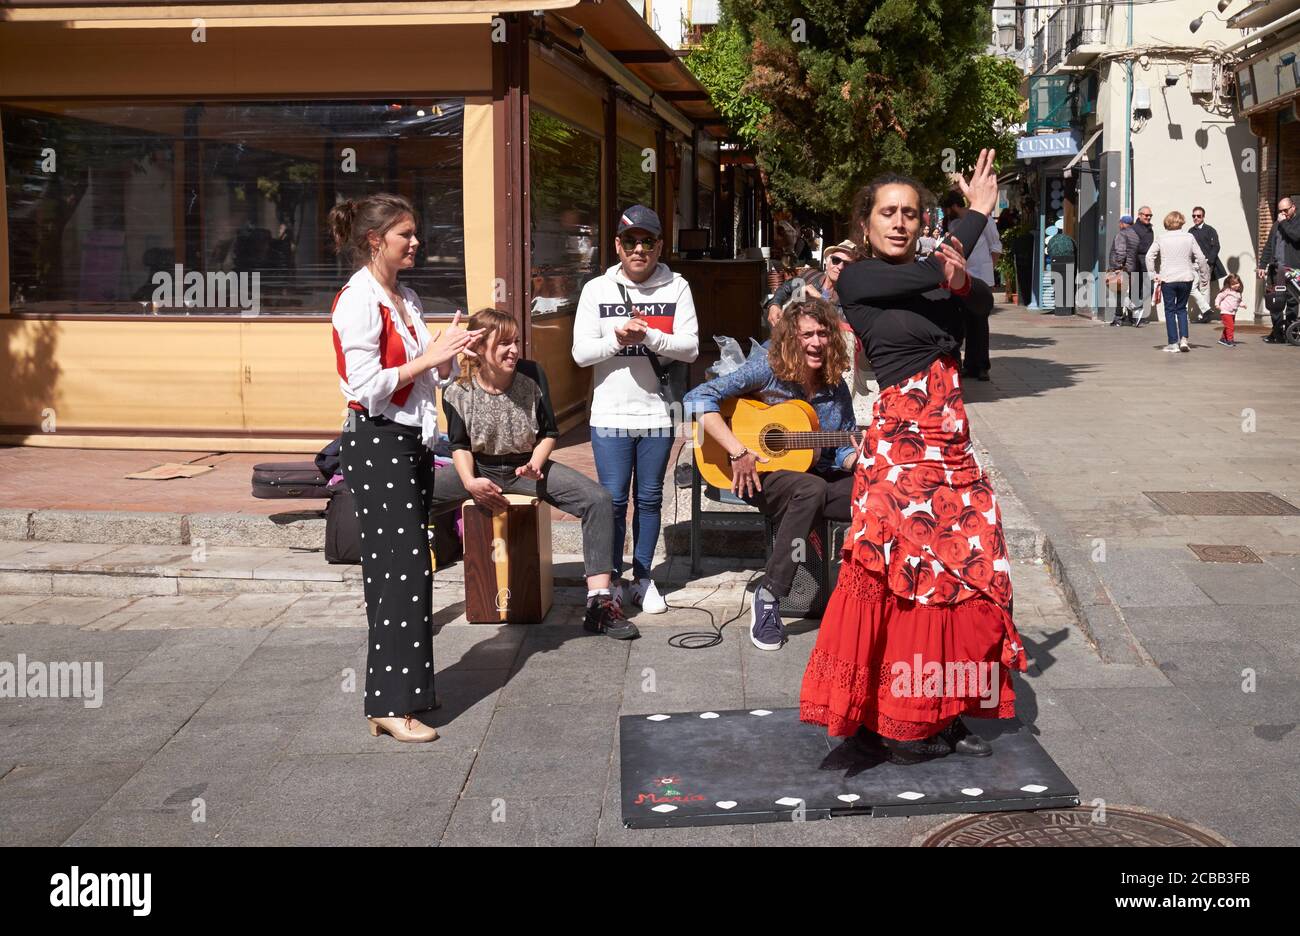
top-left (1190, 63), bottom-right (1214, 95)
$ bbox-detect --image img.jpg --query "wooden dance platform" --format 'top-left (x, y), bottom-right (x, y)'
top-left (620, 708), bottom-right (1078, 829)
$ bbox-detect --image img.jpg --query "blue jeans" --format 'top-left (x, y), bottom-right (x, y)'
top-left (1162, 281), bottom-right (1192, 344)
top-left (589, 427), bottom-right (674, 581)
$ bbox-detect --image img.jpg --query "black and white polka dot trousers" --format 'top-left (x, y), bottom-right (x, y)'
top-left (341, 410), bottom-right (436, 718)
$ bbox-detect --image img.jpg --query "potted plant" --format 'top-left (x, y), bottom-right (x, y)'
top-left (997, 218), bottom-right (1031, 304)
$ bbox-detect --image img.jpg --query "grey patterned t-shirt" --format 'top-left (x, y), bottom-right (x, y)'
top-left (441, 360), bottom-right (558, 465)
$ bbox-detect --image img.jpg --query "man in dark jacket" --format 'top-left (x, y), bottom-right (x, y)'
top-left (1189, 206), bottom-right (1226, 321)
top-left (1131, 206), bottom-right (1155, 325)
top-left (1258, 196), bottom-right (1300, 343)
top-left (1107, 215), bottom-right (1141, 326)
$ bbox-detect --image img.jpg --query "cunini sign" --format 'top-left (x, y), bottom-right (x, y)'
top-left (1016, 131), bottom-right (1081, 160)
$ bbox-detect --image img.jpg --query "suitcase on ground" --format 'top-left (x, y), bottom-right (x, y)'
top-left (324, 487), bottom-right (362, 564)
top-left (251, 461), bottom-right (331, 499)
top-left (430, 505), bottom-right (463, 570)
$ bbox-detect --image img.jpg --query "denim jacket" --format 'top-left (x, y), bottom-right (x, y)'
top-left (684, 354), bottom-right (858, 472)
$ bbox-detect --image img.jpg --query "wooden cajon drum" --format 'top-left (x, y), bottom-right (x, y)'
top-left (461, 493), bottom-right (553, 623)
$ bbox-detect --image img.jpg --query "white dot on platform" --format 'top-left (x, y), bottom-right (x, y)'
top-left (774, 796), bottom-right (802, 807)
top-left (715, 801), bottom-right (737, 810)
top-left (836, 794), bottom-right (861, 804)
top-left (749, 709), bottom-right (772, 717)
top-left (961, 788), bottom-right (984, 797)
top-left (1020, 784), bottom-right (1048, 794)
top-left (699, 712), bottom-right (719, 719)
top-left (646, 714), bottom-right (671, 722)
top-left (651, 804), bottom-right (677, 813)
top-left (896, 791), bottom-right (925, 801)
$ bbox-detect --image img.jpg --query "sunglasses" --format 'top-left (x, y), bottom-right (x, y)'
top-left (827, 255), bottom-right (849, 266)
top-left (619, 236), bottom-right (659, 251)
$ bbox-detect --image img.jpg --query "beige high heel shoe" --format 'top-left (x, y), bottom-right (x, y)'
top-left (367, 715), bottom-right (439, 743)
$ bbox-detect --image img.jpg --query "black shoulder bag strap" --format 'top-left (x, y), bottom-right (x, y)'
top-left (616, 280), bottom-right (672, 391)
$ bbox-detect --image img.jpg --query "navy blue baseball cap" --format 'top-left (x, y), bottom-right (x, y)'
top-left (1119, 214), bottom-right (1134, 224)
top-left (616, 205), bottom-right (662, 238)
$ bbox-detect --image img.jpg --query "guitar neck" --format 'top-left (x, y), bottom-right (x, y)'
top-left (771, 432), bottom-right (857, 449)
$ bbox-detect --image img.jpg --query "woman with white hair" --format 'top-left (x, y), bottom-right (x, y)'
top-left (1146, 210), bottom-right (1209, 353)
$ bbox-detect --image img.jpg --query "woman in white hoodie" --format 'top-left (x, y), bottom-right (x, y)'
top-left (572, 205), bottom-right (699, 615)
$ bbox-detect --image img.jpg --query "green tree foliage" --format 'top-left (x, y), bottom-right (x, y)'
top-left (683, 18), bottom-right (768, 146)
top-left (686, 1), bottom-right (1020, 216)
top-left (950, 55), bottom-right (1025, 173)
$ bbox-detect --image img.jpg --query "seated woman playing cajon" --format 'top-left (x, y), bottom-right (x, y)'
top-left (433, 308), bottom-right (636, 639)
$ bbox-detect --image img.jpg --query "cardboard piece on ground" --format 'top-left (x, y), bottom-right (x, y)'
top-left (123, 463), bottom-right (216, 481)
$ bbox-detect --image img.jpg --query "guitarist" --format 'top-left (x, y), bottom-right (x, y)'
top-left (685, 297), bottom-right (859, 652)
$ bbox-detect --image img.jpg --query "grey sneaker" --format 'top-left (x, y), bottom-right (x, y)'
top-left (749, 586), bottom-right (786, 651)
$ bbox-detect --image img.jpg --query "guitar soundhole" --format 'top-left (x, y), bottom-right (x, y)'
top-left (759, 424), bottom-right (786, 456)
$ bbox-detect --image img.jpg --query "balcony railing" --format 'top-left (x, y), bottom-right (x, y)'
top-left (1031, 1), bottom-right (1112, 73)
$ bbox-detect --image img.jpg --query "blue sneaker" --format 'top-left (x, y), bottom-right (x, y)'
top-left (750, 585), bottom-right (786, 651)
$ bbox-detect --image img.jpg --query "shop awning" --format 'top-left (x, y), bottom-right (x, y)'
top-left (557, 0), bottom-right (725, 137)
top-left (1063, 128), bottom-right (1103, 170)
top-left (0, 1), bottom-right (581, 26)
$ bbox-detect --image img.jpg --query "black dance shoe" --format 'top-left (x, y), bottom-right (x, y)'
top-left (939, 718), bottom-right (992, 757)
top-left (879, 734), bottom-right (952, 765)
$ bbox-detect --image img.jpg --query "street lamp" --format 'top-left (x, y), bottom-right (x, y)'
top-left (1190, 1), bottom-right (1235, 33)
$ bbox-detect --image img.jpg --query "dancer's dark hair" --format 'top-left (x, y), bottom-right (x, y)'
top-left (849, 172), bottom-right (934, 257)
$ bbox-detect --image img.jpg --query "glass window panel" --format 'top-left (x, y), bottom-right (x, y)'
top-left (616, 137), bottom-right (656, 213)
top-left (3, 99), bottom-right (466, 315)
top-left (697, 185), bottom-right (714, 241)
top-left (529, 109), bottom-right (601, 318)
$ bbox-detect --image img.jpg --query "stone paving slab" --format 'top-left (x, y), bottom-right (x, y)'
top-left (0, 762), bottom-right (144, 847)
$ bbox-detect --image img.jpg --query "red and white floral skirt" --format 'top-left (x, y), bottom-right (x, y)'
top-left (800, 355), bottom-right (1027, 741)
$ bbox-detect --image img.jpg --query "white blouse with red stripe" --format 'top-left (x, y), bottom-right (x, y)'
top-left (330, 265), bottom-right (454, 446)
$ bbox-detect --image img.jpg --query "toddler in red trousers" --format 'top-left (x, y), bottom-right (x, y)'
top-left (1215, 274), bottom-right (1243, 348)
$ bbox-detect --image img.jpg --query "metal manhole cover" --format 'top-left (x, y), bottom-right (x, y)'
top-left (1188, 544), bottom-right (1263, 563)
top-left (1144, 491), bottom-right (1300, 516)
top-left (921, 806), bottom-right (1232, 847)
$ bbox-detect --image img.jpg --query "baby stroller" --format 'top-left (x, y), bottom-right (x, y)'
top-left (1269, 266), bottom-right (1300, 347)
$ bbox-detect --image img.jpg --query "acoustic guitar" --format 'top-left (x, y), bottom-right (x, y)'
top-left (692, 398), bottom-right (858, 490)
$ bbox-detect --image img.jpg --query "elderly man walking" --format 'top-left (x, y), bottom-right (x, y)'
top-left (1108, 214), bottom-right (1142, 326)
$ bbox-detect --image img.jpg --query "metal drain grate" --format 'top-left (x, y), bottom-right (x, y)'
top-left (1144, 491), bottom-right (1300, 516)
top-left (922, 806), bottom-right (1231, 847)
top-left (1188, 544), bottom-right (1263, 563)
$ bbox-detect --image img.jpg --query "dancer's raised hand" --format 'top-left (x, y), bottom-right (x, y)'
top-left (954, 149), bottom-right (999, 217)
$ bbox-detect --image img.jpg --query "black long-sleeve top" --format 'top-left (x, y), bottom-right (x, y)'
top-left (836, 210), bottom-right (994, 390)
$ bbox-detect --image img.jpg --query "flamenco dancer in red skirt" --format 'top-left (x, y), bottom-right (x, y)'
top-left (800, 150), bottom-right (1028, 764)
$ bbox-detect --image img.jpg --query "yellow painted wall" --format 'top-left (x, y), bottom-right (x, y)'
top-left (0, 22), bottom-right (493, 96)
top-left (0, 21), bottom-right (494, 442)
